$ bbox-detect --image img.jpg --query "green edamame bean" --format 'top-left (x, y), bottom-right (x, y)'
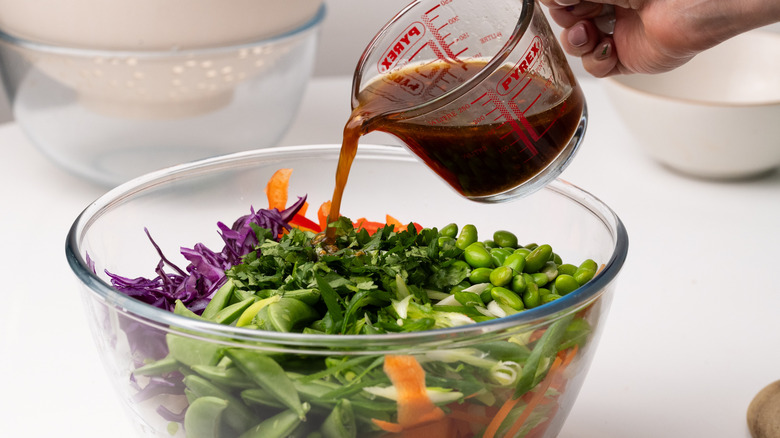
top-left (511, 274), bottom-right (527, 294)
top-left (469, 267), bottom-right (493, 284)
top-left (574, 259), bottom-right (598, 285)
top-left (541, 261), bottom-right (559, 282)
top-left (502, 253), bottom-right (526, 273)
top-left (455, 224), bottom-right (478, 250)
top-left (440, 223), bottom-right (459, 238)
top-left (464, 242), bottom-right (492, 268)
top-left (437, 236), bottom-right (456, 249)
top-left (522, 284), bottom-right (541, 309)
top-left (482, 239), bottom-right (498, 248)
top-left (489, 266), bottom-right (514, 287)
top-left (491, 287), bottom-right (525, 311)
top-left (552, 253), bottom-right (563, 264)
top-left (493, 230), bottom-right (519, 249)
top-left (479, 284), bottom-right (494, 304)
top-left (184, 396), bottom-right (228, 438)
top-left (531, 272), bottom-right (549, 287)
top-left (513, 247), bottom-right (531, 257)
top-left (524, 243), bottom-right (539, 250)
top-left (489, 247), bottom-right (512, 267)
top-left (538, 287), bottom-right (552, 297)
top-left (555, 274), bottom-right (580, 295)
top-left (557, 263), bottom-right (578, 276)
top-left (541, 293), bottom-right (562, 304)
top-left (524, 244), bottom-right (552, 273)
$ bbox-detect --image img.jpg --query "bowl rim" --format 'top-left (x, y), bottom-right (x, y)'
top-left (604, 31), bottom-right (780, 108)
top-left (0, 3), bottom-right (326, 57)
top-left (65, 144), bottom-right (629, 350)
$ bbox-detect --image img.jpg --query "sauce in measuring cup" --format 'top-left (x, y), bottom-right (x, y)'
top-left (327, 0), bottom-right (586, 234)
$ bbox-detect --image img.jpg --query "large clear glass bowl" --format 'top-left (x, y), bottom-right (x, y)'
top-left (0, 5), bottom-right (325, 186)
top-left (66, 144), bottom-right (628, 438)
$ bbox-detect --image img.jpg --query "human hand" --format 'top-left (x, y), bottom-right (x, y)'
top-left (540, 0), bottom-right (780, 76)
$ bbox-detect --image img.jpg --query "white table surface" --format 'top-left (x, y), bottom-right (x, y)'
top-left (1, 75), bottom-right (779, 438)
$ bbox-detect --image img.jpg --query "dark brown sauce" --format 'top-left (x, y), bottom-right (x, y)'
top-left (326, 60), bottom-right (583, 239)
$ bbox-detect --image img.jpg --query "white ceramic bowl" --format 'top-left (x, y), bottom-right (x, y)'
top-left (604, 31), bottom-right (780, 179)
top-left (0, 0), bottom-right (323, 50)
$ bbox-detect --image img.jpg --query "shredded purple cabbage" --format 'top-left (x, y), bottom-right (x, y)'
top-left (106, 196), bottom-right (307, 314)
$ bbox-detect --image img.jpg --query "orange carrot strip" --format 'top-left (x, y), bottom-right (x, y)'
top-left (383, 355), bottom-right (446, 428)
top-left (318, 201), bottom-right (331, 231)
top-left (372, 419), bottom-right (404, 433)
top-left (482, 395), bottom-right (521, 438)
top-left (503, 357), bottom-right (564, 438)
top-left (298, 201), bottom-right (309, 217)
top-left (265, 168), bottom-right (292, 210)
top-left (386, 215), bottom-right (404, 231)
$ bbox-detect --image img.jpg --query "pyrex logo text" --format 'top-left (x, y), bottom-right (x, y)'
top-left (378, 23), bottom-right (425, 73)
top-left (497, 37), bottom-right (543, 95)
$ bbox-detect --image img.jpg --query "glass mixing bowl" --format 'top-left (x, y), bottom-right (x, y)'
top-left (66, 144), bottom-right (628, 438)
top-left (0, 5), bottom-right (325, 186)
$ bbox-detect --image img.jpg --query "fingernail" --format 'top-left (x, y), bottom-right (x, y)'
top-left (568, 23), bottom-right (588, 47)
top-left (594, 41), bottom-right (612, 60)
top-left (556, 0), bottom-right (580, 6)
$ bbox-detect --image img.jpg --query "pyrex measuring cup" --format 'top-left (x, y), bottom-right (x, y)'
top-left (350, 0), bottom-right (586, 202)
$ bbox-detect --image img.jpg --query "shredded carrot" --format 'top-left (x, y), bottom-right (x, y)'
top-left (317, 201), bottom-right (331, 231)
top-left (385, 355), bottom-right (446, 427)
top-left (371, 355), bottom-right (450, 436)
top-left (265, 168), bottom-right (293, 210)
top-left (482, 394), bottom-right (521, 438)
top-left (386, 215), bottom-right (404, 231)
top-left (502, 357), bottom-right (564, 438)
top-left (372, 419), bottom-right (404, 433)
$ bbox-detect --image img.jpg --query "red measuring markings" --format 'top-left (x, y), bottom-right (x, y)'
top-left (377, 22), bottom-right (426, 73)
top-left (497, 36), bottom-right (542, 96)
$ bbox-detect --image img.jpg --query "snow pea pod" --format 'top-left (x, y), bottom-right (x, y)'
top-left (226, 348), bottom-right (306, 419)
top-left (240, 388), bottom-right (286, 409)
top-left (133, 355), bottom-right (180, 376)
top-left (192, 364), bottom-right (253, 389)
top-left (214, 297), bottom-right (256, 325)
top-left (254, 297), bottom-right (319, 332)
top-left (238, 406), bottom-right (310, 438)
top-left (183, 396), bottom-right (228, 438)
top-left (514, 314), bottom-right (574, 397)
top-left (321, 399), bottom-right (357, 438)
top-left (166, 334), bottom-right (222, 368)
top-left (201, 279), bottom-right (235, 320)
top-left (183, 375), bottom-right (256, 434)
